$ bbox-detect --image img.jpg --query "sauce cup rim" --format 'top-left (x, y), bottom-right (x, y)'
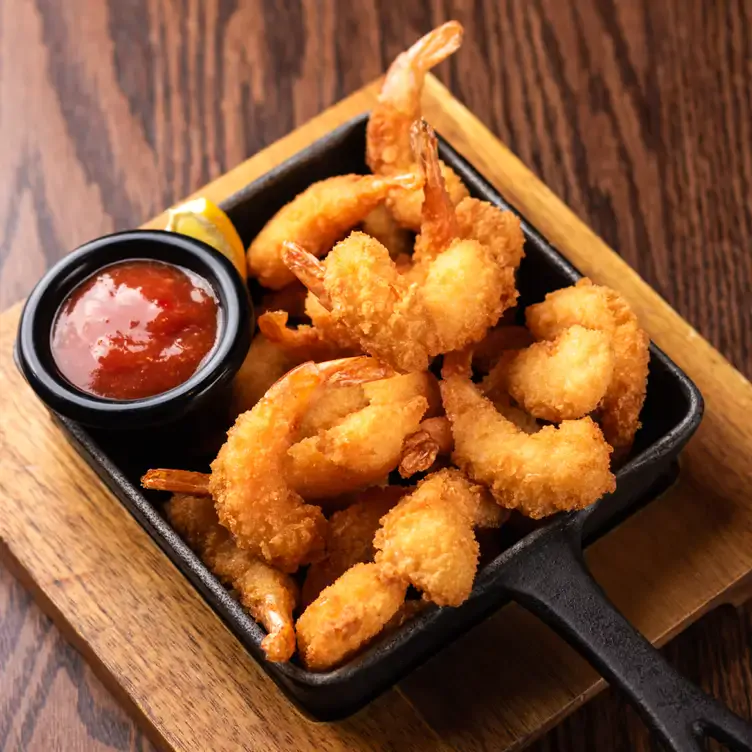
top-left (15, 229), bottom-right (253, 429)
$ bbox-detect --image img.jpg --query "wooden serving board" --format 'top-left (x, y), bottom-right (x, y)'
top-left (2, 77), bottom-right (752, 752)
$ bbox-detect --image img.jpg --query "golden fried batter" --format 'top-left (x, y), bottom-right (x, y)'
top-left (440, 357), bottom-right (616, 519)
top-left (210, 358), bottom-right (391, 572)
top-left (287, 373), bottom-right (432, 499)
top-left (374, 469), bottom-right (482, 606)
top-left (526, 278), bottom-right (650, 451)
top-left (455, 198), bottom-right (526, 270)
top-left (285, 122), bottom-right (517, 372)
top-left (301, 486), bottom-right (405, 607)
top-left (503, 325), bottom-right (615, 422)
top-left (166, 494), bottom-right (298, 662)
top-left (296, 562), bottom-right (407, 671)
top-left (248, 173), bottom-right (420, 289)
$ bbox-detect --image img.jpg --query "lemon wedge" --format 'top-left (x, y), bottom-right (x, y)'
top-left (166, 197), bottom-right (247, 279)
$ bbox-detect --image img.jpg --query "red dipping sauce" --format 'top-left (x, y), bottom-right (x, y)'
top-left (51, 260), bottom-right (220, 400)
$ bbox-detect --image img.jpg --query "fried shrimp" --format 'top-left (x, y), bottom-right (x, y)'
top-left (454, 198), bottom-right (526, 270)
top-left (525, 278), bottom-right (650, 451)
top-left (286, 373), bottom-right (433, 499)
top-left (301, 486), bottom-right (406, 607)
top-left (141, 375), bottom-right (430, 507)
top-left (210, 357), bottom-right (392, 572)
top-left (498, 325), bottom-right (616, 422)
top-left (285, 125), bottom-right (517, 372)
top-left (166, 494), bottom-right (298, 661)
top-left (248, 173), bottom-right (421, 289)
top-left (374, 469), bottom-right (485, 606)
top-left (366, 22), bottom-right (468, 229)
top-left (296, 562), bottom-right (407, 671)
top-left (440, 352), bottom-right (616, 519)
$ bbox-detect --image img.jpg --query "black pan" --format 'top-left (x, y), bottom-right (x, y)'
top-left (24, 114), bottom-right (752, 750)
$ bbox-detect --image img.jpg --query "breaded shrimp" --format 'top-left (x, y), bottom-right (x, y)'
top-left (366, 22), bottom-right (469, 229)
top-left (210, 357), bottom-right (392, 572)
top-left (248, 172), bottom-right (421, 289)
top-left (142, 375), bottom-right (431, 508)
top-left (284, 126), bottom-right (517, 372)
top-left (286, 373), bottom-right (432, 499)
top-left (409, 122), bottom-right (525, 272)
top-left (454, 197), bottom-right (526, 270)
top-left (440, 352), bottom-right (616, 519)
top-left (166, 494), bottom-right (298, 662)
top-left (296, 385), bottom-right (369, 439)
top-left (499, 325), bottom-right (615, 422)
top-left (526, 279), bottom-right (650, 451)
top-left (296, 562), bottom-right (407, 671)
top-left (301, 486), bottom-right (406, 607)
top-left (374, 469), bottom-right (483, 606)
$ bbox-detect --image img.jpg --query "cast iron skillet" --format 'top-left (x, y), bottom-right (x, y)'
top-left (22, 113), bottom-right (752, 749)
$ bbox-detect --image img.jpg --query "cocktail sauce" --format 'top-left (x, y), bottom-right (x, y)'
top-left (51, 260), bottom-right (219, 400)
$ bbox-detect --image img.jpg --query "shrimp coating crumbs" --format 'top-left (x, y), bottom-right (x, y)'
top-left (210, 357), bottom-right (392, 572)
top-left (286, 124), bottom-right (517, 372)
top-left (248, 172), bottom-right (421, 289)
top-left (526, 278), bottom-right (650, 451)
top-left (166, 494), bottom-right (298, 662)
top-left (503, 325), bottom-right (615, 422)
top-left (296, 562), bottom-right (407, 671)
top-left (374, 469), bottom-right (482, 606)
top-left (287, 372), bottom-right (434, 499)
top-left (440, 358), bottom-right (616, 519)
top-left (301, 486), bottom-right (405, 607)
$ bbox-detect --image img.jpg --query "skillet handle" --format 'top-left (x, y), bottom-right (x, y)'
top-left (501, 518), bottom-right (752, 751)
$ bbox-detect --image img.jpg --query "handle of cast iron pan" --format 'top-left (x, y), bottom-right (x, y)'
top-left (500, 514), bottom-right (752, 752)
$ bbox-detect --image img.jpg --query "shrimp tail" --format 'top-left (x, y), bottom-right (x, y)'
top-left (282, 242), bottom-right (329, 304)
top-left (142, 469), bottom-right (212, 496)
top-left (381, 171), bottom-right (424, 192)
top-left (406, 20), bottom-right (464, 72)
top-left (411, 119), bottom-right (458, 255)
top-left (316, 356), bottom-right (394, 386)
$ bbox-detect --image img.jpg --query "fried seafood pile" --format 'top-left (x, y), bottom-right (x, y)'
top-left (141, 22), bottom-right (650, 671)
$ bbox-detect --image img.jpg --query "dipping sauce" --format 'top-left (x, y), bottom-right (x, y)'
top-left (51, 260), bottom-right (219, 400)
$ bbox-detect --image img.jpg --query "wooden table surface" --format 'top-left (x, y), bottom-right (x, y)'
top-left (1, 1), bottom-right (750, 750)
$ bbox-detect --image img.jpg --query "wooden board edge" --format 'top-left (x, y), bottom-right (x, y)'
top-left (0, 539), bottom-right (172, 752)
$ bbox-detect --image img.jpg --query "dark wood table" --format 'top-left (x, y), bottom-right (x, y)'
top-left (2, 1), bottom-right (751, 749)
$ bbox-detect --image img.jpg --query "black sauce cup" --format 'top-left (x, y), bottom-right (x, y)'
top-left (15, 229), bottom-right (253, 431)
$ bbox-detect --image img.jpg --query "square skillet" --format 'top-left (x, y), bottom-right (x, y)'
top-left (53, 114), bottom-right (752, 750)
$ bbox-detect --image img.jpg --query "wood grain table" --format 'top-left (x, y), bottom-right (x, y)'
top-left (1, 1), bottom-right (750, 750)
